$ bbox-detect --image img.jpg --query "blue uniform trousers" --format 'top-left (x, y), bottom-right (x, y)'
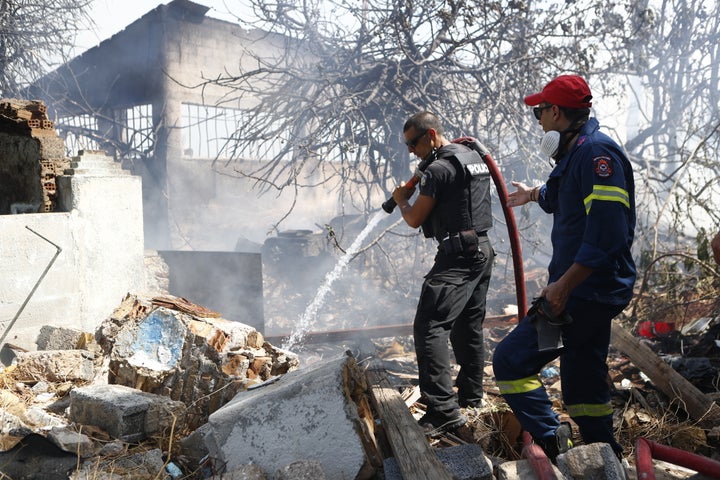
top-left (493, 297), bottom-right (624, 454)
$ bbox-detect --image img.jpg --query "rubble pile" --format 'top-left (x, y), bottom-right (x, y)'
top-left (95, 294), bottom-right (299, 429)
top-left (0, 293), bottom-right (302, 479)
top-left (0, 289), bottom-right (719, 479)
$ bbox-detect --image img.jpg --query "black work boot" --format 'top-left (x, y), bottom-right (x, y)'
top-left (418, 410), bottom-right (467, 437)
top-left (535, 422), bottom-right (574, 460)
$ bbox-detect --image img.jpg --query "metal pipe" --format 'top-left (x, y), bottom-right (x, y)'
top-left (0, 226), bottom-right (62, 346)
top-left (265, 314), bottom-right (517, 345)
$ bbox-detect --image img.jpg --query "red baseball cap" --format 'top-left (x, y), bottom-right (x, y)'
top-left (524, 75), bottom-right (593, 109)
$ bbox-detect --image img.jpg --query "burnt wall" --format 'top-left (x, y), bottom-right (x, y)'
top-left (0, 100), bottom-right (69, 214)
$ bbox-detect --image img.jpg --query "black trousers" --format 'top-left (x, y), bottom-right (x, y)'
top-left (413, 237), bottom-right (493, 414)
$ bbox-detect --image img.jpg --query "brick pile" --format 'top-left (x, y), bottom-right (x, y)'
top-left (0, 98), bottom-right (70, 212)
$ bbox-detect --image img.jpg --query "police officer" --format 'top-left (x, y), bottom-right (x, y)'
top-left (494, 75), bottom-right (636, 458)
top-left (392, 111), bottom-right (494, 435)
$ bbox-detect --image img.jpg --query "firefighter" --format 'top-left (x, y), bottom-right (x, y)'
top-left (494, 75), bottom-right (637, 458)
top-left (392, 111), bottom-right (494, 436)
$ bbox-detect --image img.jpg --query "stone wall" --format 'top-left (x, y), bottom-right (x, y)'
top-left (0, 118), bottom-right (145, 356)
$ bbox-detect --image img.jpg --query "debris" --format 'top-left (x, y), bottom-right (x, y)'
top-left (96, 293), bottom-right (299, 429)
top-left (610, 320), bottom-right (720, 428)
top-left (199, 352), bottom-right (377, 479)
top-left (366, 362), bottom-right (454, 480)
top-left (69, 383), bottom-right (187, 443)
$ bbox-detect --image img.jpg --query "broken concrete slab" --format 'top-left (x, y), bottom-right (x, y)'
top-left (36, 325), bottom-right (85, 350)
top-left (96, 293), bottom-right (299, 429)
top-left (383, 443), bottom-right (494, 480)
top-left (69, 383), bottom-right (187, 442)
top-left (202, 352), bottom-right (377, 479)
top-left (71, 447), bottom-right (170, 480)
top-left (13, 349), bottom-right (95, 383)
top-left (495, 457), bottom-right (564, 479)
top-left (47, 426), bottom-right (95, 458)
top-left (557, 442), bottom-right (627, 479)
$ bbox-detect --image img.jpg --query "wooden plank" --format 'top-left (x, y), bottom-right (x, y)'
top-left (366, 365), bottom-right (454, 480)
top-left (610, 320), bottom-right (720, 428)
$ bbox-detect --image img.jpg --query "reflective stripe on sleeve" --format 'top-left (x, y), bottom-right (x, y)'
top-left (496, 375), bottom-right (543, 395)
top-left (566, 402), bottom-right (614, 417)
top-left (583, 185), bottom-right (630, 214)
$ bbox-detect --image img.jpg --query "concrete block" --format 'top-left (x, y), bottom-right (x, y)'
top-left (69, 384), bottom-right (187, 442)
top-left (14, 350), bottom-right (95, 383)
top-left (35, 325), bottom-right (84, 350)
top-left (496, 458), bottom-right (564, 480)
top-left (204, 352), bottom-right (372, 480)
top-left (74, 447), bottom-right (168, 479)
top-left (47, 426), bottom-right (95, 457)
top-left (557, 442), bottom-right (626, 480)
top-left (383, 443), bottom-right (493, 480)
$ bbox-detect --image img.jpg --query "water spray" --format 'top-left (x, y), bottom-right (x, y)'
top-left (282, 137), bottom-right (528, 353)
top-left (282, 211), bottom-right (386, 352)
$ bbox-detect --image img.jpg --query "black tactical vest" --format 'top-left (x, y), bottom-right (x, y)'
top-left (421, 145), bottom-right (493, 241)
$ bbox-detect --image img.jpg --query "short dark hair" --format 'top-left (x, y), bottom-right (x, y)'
top-left (558, 106), bottom-right (591, 124)
top-left (404, 111), bottom-right (444, 136)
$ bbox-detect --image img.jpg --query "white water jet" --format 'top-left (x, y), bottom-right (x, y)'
top-left (282, 210), bottom-right (386, 351)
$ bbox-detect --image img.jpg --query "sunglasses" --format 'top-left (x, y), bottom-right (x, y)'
top-left (533, 105), bottom-right (554, 120)
top-left (404, 129), bottom-right (428, 148)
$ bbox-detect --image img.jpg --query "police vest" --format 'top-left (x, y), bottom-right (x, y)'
top-left (421, 148), bottom-right (493, 241)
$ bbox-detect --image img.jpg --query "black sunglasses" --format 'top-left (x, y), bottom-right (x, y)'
top-left (533, 105), bottom-right (554, 120)
top-left (404, 129), bottom-right (428, 148)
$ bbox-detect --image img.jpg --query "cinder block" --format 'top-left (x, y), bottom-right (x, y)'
top-left (384, 444), bottom-right (493, 480)
top-left (70, 384), bottom-right (186, 442)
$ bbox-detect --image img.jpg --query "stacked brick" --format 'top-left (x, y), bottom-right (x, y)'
top-left (0, 99), bottom-right (55, 134)
top-left (0, 98), bottom-right (70, 212)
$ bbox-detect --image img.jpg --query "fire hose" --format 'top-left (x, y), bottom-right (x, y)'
top-left (635, 437), bottom-right (720, 479)
top-left (383, 137), bottom-right (527, 317)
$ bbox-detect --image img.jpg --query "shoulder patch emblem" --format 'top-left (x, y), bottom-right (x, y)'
top-left (420, 172), bottom-right (427, 187)
top-left (593, 156), bottom-right (613, 178)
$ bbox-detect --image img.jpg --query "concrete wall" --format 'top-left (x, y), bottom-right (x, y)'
top-left (0, 151), bottom-right (145, 356)
top-left (156, 11), bottom-right (370, 250)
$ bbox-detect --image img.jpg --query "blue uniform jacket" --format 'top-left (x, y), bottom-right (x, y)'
top-left (537, 118), bottom-right (636, 305)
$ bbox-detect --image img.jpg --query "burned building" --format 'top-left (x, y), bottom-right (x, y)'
top-left (26, 0), bottom-right (370, 253)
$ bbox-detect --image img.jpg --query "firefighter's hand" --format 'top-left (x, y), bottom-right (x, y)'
top-left (540, 281), bottom-right (569, 317)
top-left (508, 181), bottom-right (533, 207)
top-left (392, 183), bottom-right (415, 205)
